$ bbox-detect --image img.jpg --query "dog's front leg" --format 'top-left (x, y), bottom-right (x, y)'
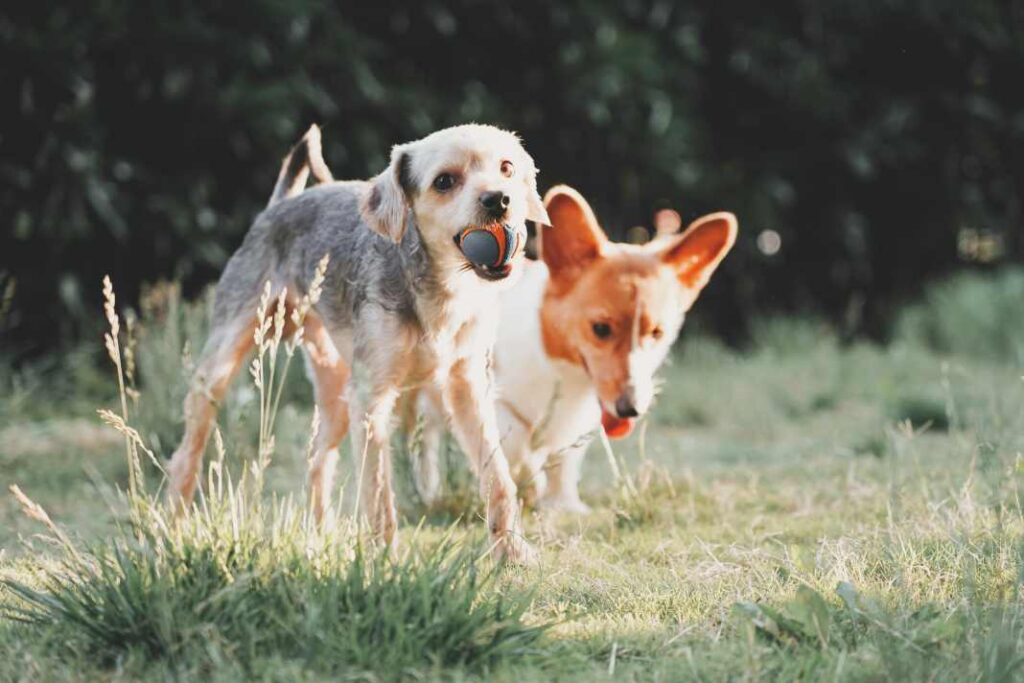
top-left (538, 442), bottom-right (591, 514)
top-left (443, 353), bottom-right (537, 565)
top-left (348, 380), bottom-right (402, 545)
top-left (347, 317), bottom-right (414, 546)
top-left (410, 385), bottom-right (448, 506)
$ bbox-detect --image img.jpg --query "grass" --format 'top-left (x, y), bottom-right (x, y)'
top-left (1, 272), bottom-right (1023, 680)
top-left (2, 488), bottom-right (543, 678)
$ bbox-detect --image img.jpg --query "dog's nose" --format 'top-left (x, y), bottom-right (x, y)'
top-left (614, 395), bottom-right (639, 419)
top-left (479, 191), bottom-right (510, 216)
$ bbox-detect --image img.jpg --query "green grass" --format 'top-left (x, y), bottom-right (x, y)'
top-left (2, 493), bottom-right (543, 678)
top-left (2, 276), bottom-right (1024, 681)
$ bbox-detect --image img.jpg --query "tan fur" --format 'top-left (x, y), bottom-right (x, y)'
top-left (303, 311), bottom-right (350, 522)
top-left (538, 186), bottom-right (737, 416)
top-left (166, 316), bottom-right (256, 507)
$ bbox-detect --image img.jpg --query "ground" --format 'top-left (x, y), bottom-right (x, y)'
top-left (1, 308), bottom-right (1023, 681)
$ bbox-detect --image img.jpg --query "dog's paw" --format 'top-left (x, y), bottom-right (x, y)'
top-left (537, 495), bottom-right (591, 515)
top-left (493, 533), bottom-right (539, 567)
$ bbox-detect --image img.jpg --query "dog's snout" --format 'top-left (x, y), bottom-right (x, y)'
top-left (479, 190), bottom-right (510, 217)
top-left (614, 395), bottom-right (639, 419)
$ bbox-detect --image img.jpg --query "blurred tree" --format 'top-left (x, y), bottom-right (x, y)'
top-left (1, 0), bottom-right (1021, 354)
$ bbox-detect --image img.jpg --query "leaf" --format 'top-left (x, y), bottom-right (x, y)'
top-left (733, 600), bottom-right (816, 645)
top-left (836, 581), bottom-right (859, 612)
top-left (836, 581), bottom-right (881, 620)
top-left (909, 605), bottom-right (963, 648)
top-left (785, 586), bottom-right (831, 646)
top-left (733, 601), bottom-right (782, 641)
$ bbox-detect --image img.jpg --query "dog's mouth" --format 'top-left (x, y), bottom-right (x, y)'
top-left (601, 409), bottom-right (636, 439)
top-left (582, 357), bottom-right (638, 439)
top-left (581, 358), bottom-right (634, 438)
top-left (470, 262), bottom-right (514, 281)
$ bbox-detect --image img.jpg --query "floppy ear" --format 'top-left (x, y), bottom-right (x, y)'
top-left (525, 170), bottom-right (551, 226)
top-left (360, 146), bottom-right (412, 243)
top-left (539, 185), bottom-right (606, 282)
top-left (662, 212), bottom-right (737, 290)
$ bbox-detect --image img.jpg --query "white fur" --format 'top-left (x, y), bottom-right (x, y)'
top-left (414, 259), bottom-right (685, 511)
top-left (415, 260), bottom-right (600, 511)
top-left (411, 199), bottom-right (737, 514)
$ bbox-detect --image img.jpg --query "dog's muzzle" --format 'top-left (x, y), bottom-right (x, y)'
top-left (453, 223), bottom-right (521, 281)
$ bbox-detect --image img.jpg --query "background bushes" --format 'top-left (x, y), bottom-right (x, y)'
top-left (2, 1), bottom-right (1022, 354)
top-left (895, 266), bottom-right (1024, 363)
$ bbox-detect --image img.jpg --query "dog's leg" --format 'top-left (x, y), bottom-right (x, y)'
top-left (538, 443), bottom-right (591, 514)
top-left (443, 353), bottom-right (536, 565)
top-left (302, 313), bottom-right (351, 523)
top-left (488, 399), bottom-right (546, 507)
top-left (411, 385), bottom-right (446, 505)
top-left (349, 379), bottom-right (404, 544)
top-left (348, 313), bottom-right (413, 545)
top-left (167, 315), bottom-right (255, 509)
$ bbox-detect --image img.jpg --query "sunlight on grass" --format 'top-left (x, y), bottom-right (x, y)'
top-left (1, 273), bottom-right (1023, 681)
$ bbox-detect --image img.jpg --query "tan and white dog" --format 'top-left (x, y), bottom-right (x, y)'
top-left (413, 186), bottom-right (736, 511)
top-left (166, 124), bottom-right (548, 563)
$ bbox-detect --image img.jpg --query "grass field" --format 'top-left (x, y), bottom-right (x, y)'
top-left (1, 272), bottom-right (1023, 681)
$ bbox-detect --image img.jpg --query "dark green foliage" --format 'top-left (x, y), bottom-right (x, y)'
top-left (2, 2), bottom-right (1022, 353)
top-left (889, 395), bottom-right (951, 431)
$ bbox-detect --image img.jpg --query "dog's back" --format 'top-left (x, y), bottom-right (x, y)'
top-left (215, 135), bottom-right (441, 341)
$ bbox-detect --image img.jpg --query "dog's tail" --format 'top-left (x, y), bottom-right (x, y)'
top-left (268, 124), bottom-right (334, 207)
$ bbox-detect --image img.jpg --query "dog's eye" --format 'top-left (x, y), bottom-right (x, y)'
top-left (500, 160), bottom-right (515, 178)
top-left (433, 173), bottom-right (456, 192)
top-left (651, 327), bottom-right (664, 340)
top-left (592, 322), bottom-right (612, 339)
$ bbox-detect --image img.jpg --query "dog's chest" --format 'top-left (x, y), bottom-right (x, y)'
top-left (410, 274), bottom-right (500, 381)
top-left (500, 355), bottom-right (599, 452)
top-left (494, 262), bottom-right (600, 450)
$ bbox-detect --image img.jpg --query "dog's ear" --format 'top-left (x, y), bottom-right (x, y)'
top-left (525, 170), bottom-right (551, 226)
top-left (539, 185), bottom-right (606, 282)
top-left (361, 146), bottom-right (413, 243)
top-left (661, 211), bottom-right (737, 290)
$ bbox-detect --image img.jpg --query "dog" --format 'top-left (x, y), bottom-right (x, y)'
top-left (412, 185), bottom-right (736, 511)
top-left (166, 123), bottom-right (549, 563)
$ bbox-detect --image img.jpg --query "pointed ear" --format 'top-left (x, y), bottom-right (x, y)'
top-left (360, 146), bottom-right (413, 243)
top-left (662, 211), bottom-right (737, 290)
top-left (539, 185), bottom-right (607, 280)
top-left (525, 169), bottom-right (551, 226)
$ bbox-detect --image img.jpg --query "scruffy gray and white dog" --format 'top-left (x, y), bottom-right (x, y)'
top-left (166, 124), bottom-right (549, 563)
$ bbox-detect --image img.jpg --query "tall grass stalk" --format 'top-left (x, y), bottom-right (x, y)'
top-left (101, 275), bottom-right (143, 497)
top-left (245, 255), bottom-right (327, 499)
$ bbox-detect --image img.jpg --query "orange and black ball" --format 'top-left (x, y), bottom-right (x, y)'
top-left (454, 223), bottom-right (520, 268)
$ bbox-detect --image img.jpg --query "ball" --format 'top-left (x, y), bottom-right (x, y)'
top-left (454, 223), bottom-right (520, 268)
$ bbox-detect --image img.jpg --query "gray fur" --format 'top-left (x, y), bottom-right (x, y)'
top-left (213, 181), bottom-right (439, 336)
